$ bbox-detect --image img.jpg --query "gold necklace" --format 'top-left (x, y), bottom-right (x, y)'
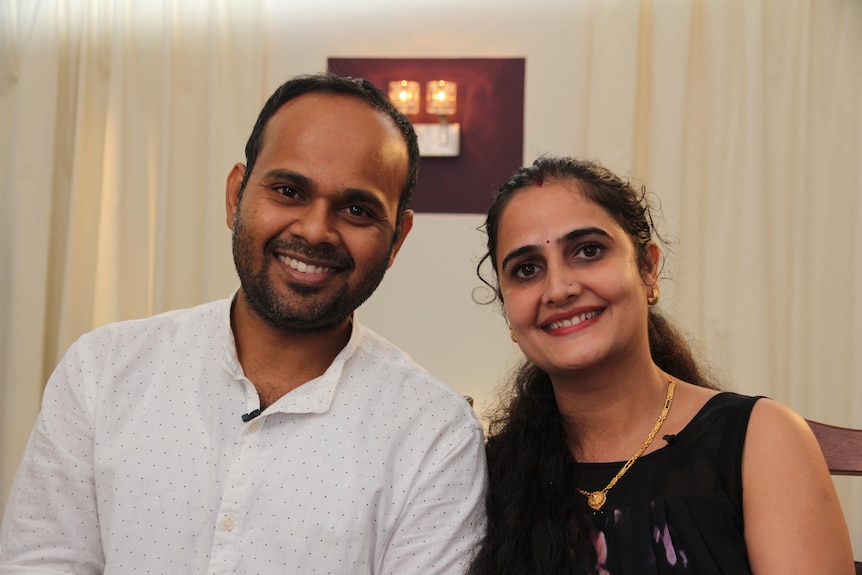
top-left (576, 377), bottom-right (676, 511)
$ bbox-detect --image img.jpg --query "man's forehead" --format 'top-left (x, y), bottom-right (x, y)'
top-left (254, 94), bottom-right (408, 211)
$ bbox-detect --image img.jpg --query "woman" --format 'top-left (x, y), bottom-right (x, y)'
top-left (469, 157), bottom-right (854, 574)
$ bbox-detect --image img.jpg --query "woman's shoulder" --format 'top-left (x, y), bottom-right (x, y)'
top-left (740, 399), bottom-right (856, 572)
top-left (744, 397), bottom-right (820, 459)
top-left (660, 382), bottom-right (760, 439)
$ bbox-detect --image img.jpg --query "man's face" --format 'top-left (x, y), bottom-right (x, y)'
top-left (226, 93), bottom-right (413, 332)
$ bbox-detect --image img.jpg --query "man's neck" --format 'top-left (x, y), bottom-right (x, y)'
top-left (230, 293), bottom-right (353, 409)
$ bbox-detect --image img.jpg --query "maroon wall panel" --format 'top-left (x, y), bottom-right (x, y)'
top-left (328, 58), bottom-right (525, 214)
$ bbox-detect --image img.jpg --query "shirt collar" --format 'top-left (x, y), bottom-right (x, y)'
top-left (220, 289), bottom-right (362, 414)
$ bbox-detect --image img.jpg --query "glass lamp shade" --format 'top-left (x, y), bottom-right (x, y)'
top-left (388, 80), bottom-right (421, 115)
top-left (426, 80), bottom-right (457, 116)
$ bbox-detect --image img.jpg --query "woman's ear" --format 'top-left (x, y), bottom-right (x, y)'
top-left (642, 242), bottom-right (661, 287)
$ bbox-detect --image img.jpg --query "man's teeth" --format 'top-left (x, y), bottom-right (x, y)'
top-left (280, 255), bottom-right (332, 275)
top-left (546, 310), bottom-right (602, 331)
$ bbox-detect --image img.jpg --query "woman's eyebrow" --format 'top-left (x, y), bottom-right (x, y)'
top-left (559, 227), bottom-right (611, 244)
top-left (501, 227), bottom-right (612, 271)
top-left (501, 245), bottom-right (539, 272)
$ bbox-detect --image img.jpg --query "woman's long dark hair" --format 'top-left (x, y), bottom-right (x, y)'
top-left (469, 157), bottom-right (718, 575)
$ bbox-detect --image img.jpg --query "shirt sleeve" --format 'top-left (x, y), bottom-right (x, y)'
top-left (378, 421), bottom-right (488, 575)
top-left (0, 339), bottom-right (105, 574)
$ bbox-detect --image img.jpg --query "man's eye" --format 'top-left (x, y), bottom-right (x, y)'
top-left (275, 186), bottom-right (299, 198)
top-left (345, 205), bottom-right (370, 218)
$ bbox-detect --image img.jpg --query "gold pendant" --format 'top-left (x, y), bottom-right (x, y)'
top-left (586, 491), bottom-right (606, 511)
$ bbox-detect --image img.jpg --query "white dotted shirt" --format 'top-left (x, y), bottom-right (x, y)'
top-left (0, 296), bottom-right (487, 574)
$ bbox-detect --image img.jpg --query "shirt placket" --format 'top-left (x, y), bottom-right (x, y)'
top-left (206, 416), bottom-right (264, 574)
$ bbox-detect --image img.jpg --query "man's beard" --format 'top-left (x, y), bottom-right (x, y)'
top-left (231, 211), bottom-right (392, 333)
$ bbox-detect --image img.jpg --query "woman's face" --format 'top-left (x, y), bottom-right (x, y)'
top-left (494, 179), bottom-right (657, 378)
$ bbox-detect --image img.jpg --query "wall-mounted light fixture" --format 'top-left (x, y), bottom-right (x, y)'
top-left (388, 80), bottom-right (421, 115)
top-left (388, 79), bottom-right (460, 157)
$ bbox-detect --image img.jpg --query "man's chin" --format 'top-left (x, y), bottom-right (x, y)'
top-left (284, 280), bottom-right (326, 297)
top-left (262, 304), bottom-right (350, 333)
top-left (247, 292), bottom-right (351, 333)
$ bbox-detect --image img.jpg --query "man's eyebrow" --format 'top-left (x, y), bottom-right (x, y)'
top-left (261, 169), bottom-right (390, 214)
top-left (343, 188), bottom-right (389, 214)
top-left (260, 169), bottom-right (313, 188)
top-left (500, 227), bottom-right (611, 272)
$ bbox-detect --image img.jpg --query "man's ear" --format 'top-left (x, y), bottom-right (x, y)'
top-left (226, 163), bottom-right (247, 230)
top-left (387, 209), bottom-right (414, 268)
top-left (642, 242), bottom-right (661, 287)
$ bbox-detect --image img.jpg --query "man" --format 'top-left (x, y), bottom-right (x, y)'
top-left (0, 73), bottom-right (487, 574)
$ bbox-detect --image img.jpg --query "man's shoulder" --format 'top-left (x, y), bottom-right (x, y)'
top-left (78, 297), bottom-right (230, 346)
top-left (49, 298), bottom-right (233, 394)
top-left (352, 323), bottom-right (437, 381)
top-left (349, 324), bottom-right (478, 423)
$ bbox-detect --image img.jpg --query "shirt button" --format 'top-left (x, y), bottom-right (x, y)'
top-left (222, 516), bottom-right (235, 531)
top-left (248, 421), bottom-right (261, 433)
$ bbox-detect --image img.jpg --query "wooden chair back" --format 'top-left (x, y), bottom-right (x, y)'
top-left (806, 419), bottom-right (862, 574)
top-left (807, 419), bottom-right (862, 476)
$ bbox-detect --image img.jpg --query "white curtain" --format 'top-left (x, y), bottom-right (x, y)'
top-left (579, 0), bottom-right (861, 540)
top-left (579, 0), bottom-right (861, 409)
top-left (0, 0), bottom-right (264, 514)
top-left (1, 0), bottom-right (860, 550)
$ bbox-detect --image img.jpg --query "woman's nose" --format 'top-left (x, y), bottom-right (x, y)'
top-left (542, 263), bottom-right (580, 306)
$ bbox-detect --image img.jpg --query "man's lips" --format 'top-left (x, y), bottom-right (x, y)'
top-left (277, 254), bottom-right (338, 275)
top-left (268, 237), bottom-right (352, 277)
top-left (542, 309), bottom-right (604, 332)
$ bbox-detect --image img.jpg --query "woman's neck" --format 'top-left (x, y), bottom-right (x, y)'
top-left (550, 363), bottom-right (673, 462)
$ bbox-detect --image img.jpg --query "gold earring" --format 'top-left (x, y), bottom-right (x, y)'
top-left (509, 329), bottom-right (517, 342)
top-left (647, 287), bottom-right (659, 306)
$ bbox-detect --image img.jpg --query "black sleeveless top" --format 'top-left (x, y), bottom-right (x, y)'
top-left (576, 392), bottom-right (761, 574)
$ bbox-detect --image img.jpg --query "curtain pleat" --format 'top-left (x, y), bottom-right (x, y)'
top-left (0, 0), bottom-right (264, 515)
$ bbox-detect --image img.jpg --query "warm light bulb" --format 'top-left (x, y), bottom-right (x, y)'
top-left (388, 80), bottom-right (420, 115)
top-left (426, 80), bottom-right (456, 116)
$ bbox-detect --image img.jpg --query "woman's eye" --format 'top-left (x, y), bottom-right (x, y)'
top-left (575, 244), bottom-right (602, 259)
top-left (514, 263), bottom-right (538, 279)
